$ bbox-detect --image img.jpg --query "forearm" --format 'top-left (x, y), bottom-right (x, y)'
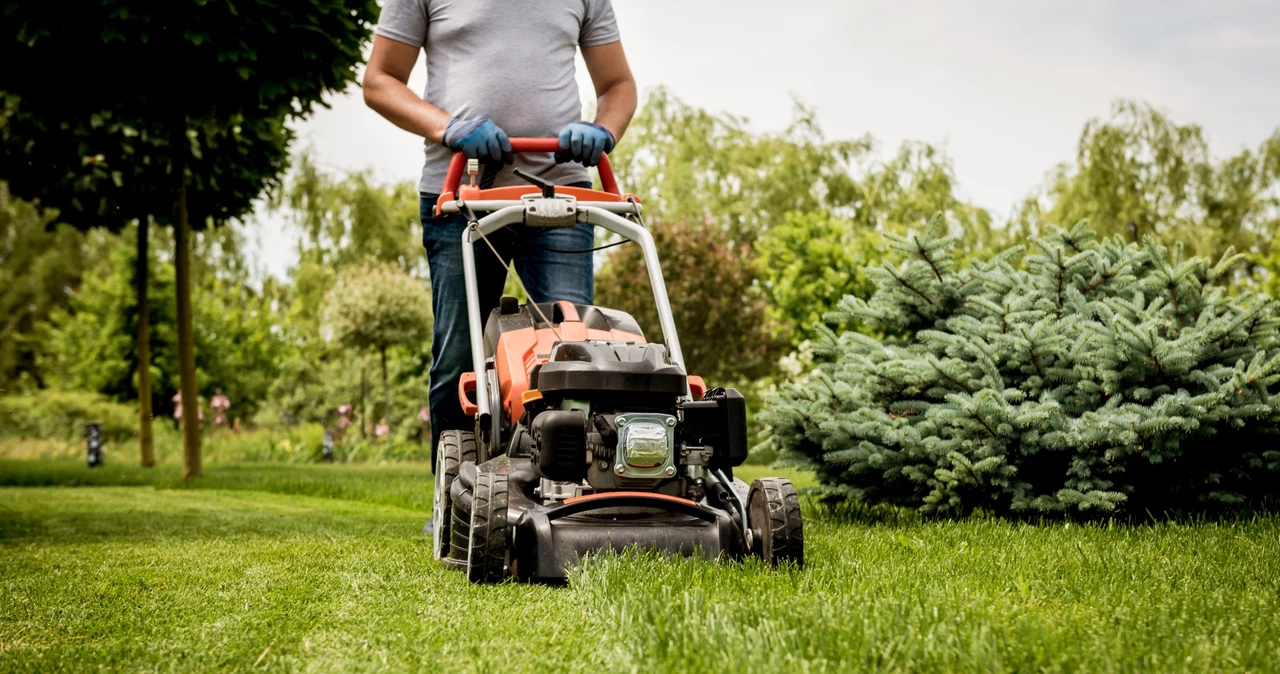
top-left (363, 73), bottom-right (452, 144)
top-left (592, 78), bottom-right (637, 144)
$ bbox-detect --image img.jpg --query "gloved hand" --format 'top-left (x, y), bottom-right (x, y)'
top-left (442, 117), bottom-right (513, 164)
top-left (556, 121), bottom-right (615, 167)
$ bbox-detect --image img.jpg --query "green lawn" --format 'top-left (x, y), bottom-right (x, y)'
top-left (1, 461), bottom-right (1278, 673)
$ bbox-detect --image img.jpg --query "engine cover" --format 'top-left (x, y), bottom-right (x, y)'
top-left (532, 342), bottom-right (688, 397)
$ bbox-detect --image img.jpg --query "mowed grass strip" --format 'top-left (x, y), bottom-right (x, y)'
top-left (0, 462), bottom-right (1277, 673)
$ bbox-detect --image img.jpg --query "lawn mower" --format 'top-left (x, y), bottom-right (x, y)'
top-left (431, 139), bottom-right (803, 583)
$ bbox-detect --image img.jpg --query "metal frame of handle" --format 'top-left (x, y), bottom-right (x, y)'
top-left (453, 200), bottom-right (688, 425)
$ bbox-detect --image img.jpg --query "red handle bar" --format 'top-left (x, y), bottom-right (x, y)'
top-left (441, 137), bottom-right (620, 196)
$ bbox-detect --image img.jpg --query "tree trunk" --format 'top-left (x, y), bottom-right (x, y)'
top-left (381, 346), bottom-right (391, 428)
top-left (136, 217), bottom-right (155, 468)
top-left (359, 357), bottom-right (368, 440)
top-left (174, 159), bottom-right (202, 479)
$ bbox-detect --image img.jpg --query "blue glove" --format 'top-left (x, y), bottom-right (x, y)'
top-left (556, 121), bottom-right (615, 167)
top-left (442, 117), bottom-right (513, 164)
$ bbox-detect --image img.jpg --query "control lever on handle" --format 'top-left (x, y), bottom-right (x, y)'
top-left (513, 168), bottom-right (557, 198)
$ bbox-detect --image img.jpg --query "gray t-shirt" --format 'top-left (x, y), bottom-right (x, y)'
top-left (375, 0), bottom-right (620, 193)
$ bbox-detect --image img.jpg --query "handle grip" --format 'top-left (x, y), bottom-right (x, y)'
top-left (441, 137), bottom-right (620, 196)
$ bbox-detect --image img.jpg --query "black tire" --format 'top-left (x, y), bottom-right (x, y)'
top-left (449, 478), bottom-right (471, 564)
top-left (466, 471), bottom-right (510, 583)
top-left (433, 430), bottom-right (476, 563)
top-left (747, 477), bottom-right (804, 568)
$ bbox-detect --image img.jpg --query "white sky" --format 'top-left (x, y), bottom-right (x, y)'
top-left (242, 0), bottom-right (1280, 280)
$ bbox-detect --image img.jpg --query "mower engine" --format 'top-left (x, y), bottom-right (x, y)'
top-left (519, 341), bottom-right (747, 497)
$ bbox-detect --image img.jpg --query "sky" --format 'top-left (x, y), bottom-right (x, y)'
top-left (243, 0), bottom-right (1280, 279)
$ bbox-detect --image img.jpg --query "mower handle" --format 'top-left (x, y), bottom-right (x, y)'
top-left (440, 137), bottom-right (620, 196)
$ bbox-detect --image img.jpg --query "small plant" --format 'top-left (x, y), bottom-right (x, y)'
top-left (762, 217), bottom-right (1280, 515)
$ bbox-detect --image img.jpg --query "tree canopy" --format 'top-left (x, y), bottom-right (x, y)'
top-left (1017, 101), bottom-right (1280, 261)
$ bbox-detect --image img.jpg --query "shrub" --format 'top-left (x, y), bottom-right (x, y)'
top-left (762, 218), bottom-right (1280, 515)
top-left (0, 390), bottom-right (137, 442)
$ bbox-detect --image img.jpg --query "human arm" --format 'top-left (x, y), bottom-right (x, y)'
top-left (558, 40), bottom-right (637, 165)
top-left (581, 40), bottom-right (637, 143)
top-left (362, 35), bottom-right (452, 144)
top-left (363, 35), bottom-right (511, 161)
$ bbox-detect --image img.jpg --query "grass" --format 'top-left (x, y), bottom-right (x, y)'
top-left (1, 460), bottom-right (1278, 673)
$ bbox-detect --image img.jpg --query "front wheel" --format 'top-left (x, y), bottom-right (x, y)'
top-left (747, 477), bottom-right (804, 568)
top-left (433, 430), bottom-right (476, 564)
top-left (466, 471), bottom-right (510, 583)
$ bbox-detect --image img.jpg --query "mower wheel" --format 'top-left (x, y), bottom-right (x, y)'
top-left (467, 471), bottom-right (510, 583)
top-left (433, 430), bottom-right (476, 564)
top-left (747, 478), bottom-right (804, 568)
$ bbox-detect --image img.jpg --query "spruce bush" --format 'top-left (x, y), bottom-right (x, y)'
top-left (762, 218), bottom-right (1280, 515)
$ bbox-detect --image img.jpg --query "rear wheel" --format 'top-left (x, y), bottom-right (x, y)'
top-left (432, 430), bottom-right (476, 564)
top-left (747, 478), bottom-right (804, 568)
top-left (467, 471), bottom-right (510, 583)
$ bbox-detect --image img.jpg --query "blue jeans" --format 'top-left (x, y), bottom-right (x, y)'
top-left (420, 184), bottom-right (595, 459)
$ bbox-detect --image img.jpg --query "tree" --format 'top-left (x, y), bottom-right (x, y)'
top-left (606, 90), bottom-right (996, 375)
top-left (1, 0), bottom-right (377, 476)
top-left (277, 151), bottom-right (424, 274)
top-left (762, 217), bottom-right (1280, 516)
top-left (323, 264), bottom-right (432, 428)
top-left (755, 211), bottom-right (880, 349)
top-left (1022, 101), bottom-right (1280, 261)
top-left (42, 224), bottom-right (287, 423)
top-left (610, 88), bottom-right (870, 244)
top-left (596, 219), bottom-right (787, 384)
top-left (0, 183), bottom-right (97, 392)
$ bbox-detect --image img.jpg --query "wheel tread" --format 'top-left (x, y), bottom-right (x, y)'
top-left (467, 471), bottom-right (509, 583)
top-left (433, 430), bottom-right (476, 562)
top-left (749, 477), bottom-right (804, 568)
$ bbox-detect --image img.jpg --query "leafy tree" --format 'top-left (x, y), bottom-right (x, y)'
top-left (0, 0), bottom-right (377, 476)
top-left (0, 183), bottom-right (98, 392)
top-left (277, 151), bottom-right (424, 274)
top-left (1023, 101), bottom-right (1280, 261)
top-left (610, 88), bottom-right (869, 243)
top-left (42, 225), bottom-right (286, 423)
top-left (755, 211), bottom-right (880, 348)
top-left (763, 217), bottom-right (1280, 516)
top-left (596, 219), bottom-right (787, 384)
top-left (849, 141), bottom-right (1001, 256)
top-left (323, 264), bottom-right (432, 427)
top-left (608, 90), bottom-right (996, 372)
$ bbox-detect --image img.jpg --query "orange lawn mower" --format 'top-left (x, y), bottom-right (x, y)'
top-left (432, 139), bottom-right (803, 583)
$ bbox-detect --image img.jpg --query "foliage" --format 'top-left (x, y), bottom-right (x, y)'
top-left (607, 90), bottom-right (999, 377)
top-left (763, 217), bottom-right (1280, 515)
top-left (848, 141), bottom-right (1001, 255)
top-left (0, 390), bottom-right (137, 442)
top-left (276, 151), bottom-right (424, 273)
top-left (0, 183), bottom-right (99, 392)
top-left (1018, 101), bottom-right (1280, 261)
top-left (2, 466), bottom-right (1279, 672)
top-left (323, 263), bottom-right (432, 424)
top-left (596, 219), bottom-right (787, 384)
top-left (41, 225), bottom-right (287, 421)
top-left (256, 347), bottom-right (430, 439)
top-left (611, 88), bottom-right (869, 243)
top-left (323, 264), bottom-right (432, 358)
top-left (0, 0), bottom-right (377, 229)
top-left (755, 211), bottom-right (881, 347)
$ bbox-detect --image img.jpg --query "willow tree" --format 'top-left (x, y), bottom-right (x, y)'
top-left (0, 0), bottom-right (377, 476)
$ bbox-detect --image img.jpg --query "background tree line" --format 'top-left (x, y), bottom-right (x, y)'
top-left (3, 87), bottom-right (1277, 467)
